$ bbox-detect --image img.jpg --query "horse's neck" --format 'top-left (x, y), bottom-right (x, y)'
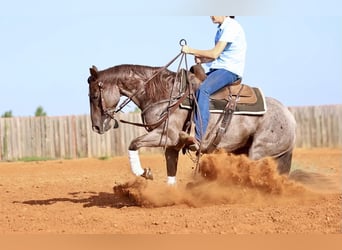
top-left (118, 82), bottom-right (145, 109)
top-left (116, 74), bottom-right (152, 110)
top-left (115, 66), bottom-right (187, 111)
top-left (131, 73), bottom-right (175, 106)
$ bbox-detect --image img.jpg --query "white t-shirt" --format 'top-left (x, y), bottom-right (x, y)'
top-left (208, 18), bottom-right (247, 77)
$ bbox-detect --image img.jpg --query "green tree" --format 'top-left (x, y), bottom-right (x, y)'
top-left (35, 106), bottom-right (47, 117)
top-left (1, 110), bottom-right (13, 118)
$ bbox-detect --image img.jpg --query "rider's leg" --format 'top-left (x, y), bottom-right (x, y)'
top-left (194, 69), bottom-right (239, 141)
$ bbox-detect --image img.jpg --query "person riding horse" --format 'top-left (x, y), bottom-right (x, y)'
top-left (88, 18), bottom-right (296, 185)
top-left (180, 16), bottom-right (247, 151)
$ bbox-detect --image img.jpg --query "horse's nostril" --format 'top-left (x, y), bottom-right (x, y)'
top-left (92, 126), bottom-right (100, 133)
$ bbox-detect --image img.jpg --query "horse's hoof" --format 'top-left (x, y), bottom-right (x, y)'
top-left (141, 168), bottom-right (153, 180)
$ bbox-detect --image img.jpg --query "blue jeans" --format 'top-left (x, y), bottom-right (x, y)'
top-left (194, 68), bottom-right (239, 141)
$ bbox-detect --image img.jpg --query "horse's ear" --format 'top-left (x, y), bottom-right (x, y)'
top-left (89, 65), bottom-right (98, 79)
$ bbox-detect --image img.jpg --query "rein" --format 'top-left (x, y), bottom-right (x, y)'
top-left (115, 51), bottom-right (184, 114)
top-left (111, 39), bottom-right (191, 131)
top-left (118, 53), bottom-right (190, 131)
top-left (120, 87), bottom-right (189, 132)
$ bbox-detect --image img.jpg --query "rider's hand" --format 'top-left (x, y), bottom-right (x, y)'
top-left (181, 45), bottom-right (191, 54)
top-left (195, 56), bottom-right (202, 64)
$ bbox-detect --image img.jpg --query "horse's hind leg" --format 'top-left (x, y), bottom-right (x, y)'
top-left (249, 144), bottom-right (293, 175)
top-left (165, 147), bottom-right (180, 185)
top-left (275, 149), bottom-right (293, 175)
top-left (248, 138), bottom-right (294, 175)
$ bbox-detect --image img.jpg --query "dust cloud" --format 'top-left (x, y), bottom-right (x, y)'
top-left (113, 151), bottom-right (333, 207)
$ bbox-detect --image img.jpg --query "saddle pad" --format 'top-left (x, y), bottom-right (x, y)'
top-left (180, 87), bottom-right (267, 115)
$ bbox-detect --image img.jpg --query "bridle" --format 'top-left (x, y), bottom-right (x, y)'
top-left (97, 81), bottom-right (119, 128)
top-left (98, 81), bottom-right (114, 118)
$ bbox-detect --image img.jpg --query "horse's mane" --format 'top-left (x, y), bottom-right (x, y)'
top-left (99, 64), bottom-right (176, 102)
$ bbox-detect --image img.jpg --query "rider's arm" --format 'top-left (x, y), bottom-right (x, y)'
top-left (182, 41), bottom-right (227, 60)
top-left (195, 56), bottom-right (214, 64)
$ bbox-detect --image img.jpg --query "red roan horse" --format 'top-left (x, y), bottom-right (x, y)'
top-left (88, 64), bottom-right (296, 185)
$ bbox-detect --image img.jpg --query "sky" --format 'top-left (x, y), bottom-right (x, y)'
top-left (0, 1), bottom-right (341, 117)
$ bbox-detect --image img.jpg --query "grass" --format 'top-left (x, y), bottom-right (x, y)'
top-left (97, 156), bottom-right (111, 161)
top-left (2, 155), bottom-right (111, 163)
top-left (18, 156), bottom-right (54, 162)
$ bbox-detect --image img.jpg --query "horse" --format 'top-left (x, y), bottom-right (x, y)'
top-left (87, 64), bottom-right (296, 185)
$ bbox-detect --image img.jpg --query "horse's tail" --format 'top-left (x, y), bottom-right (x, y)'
top-left (289, 169), bottom-right (341, 193)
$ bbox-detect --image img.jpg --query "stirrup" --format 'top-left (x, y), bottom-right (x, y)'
top-left (189, 143), bottom-right (199, 152)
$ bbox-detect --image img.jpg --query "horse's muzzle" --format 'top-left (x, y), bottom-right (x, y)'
top-left (92, 125), bottom-right (104, 134)
top-left (92, 118), bottom-right (118, 134)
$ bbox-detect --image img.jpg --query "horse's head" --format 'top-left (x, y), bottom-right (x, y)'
top-left (88, 65), bottom-right (120, 134)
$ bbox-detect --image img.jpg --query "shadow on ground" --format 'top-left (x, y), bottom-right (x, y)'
top-left (14, 190), bottom-right (137, 208)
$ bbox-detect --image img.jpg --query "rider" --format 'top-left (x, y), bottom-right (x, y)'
top-left (181, 16), bottom-right (247, 150)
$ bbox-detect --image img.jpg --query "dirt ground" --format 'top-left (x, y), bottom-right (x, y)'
top-left (0, 148), bottom-right (341, 234)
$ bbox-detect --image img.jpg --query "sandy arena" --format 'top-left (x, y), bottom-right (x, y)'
top-left (0, 148), bottom-right (341, 234)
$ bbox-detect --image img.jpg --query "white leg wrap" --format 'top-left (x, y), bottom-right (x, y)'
top-left (167, 176), bottom-right (176, 185)
top-left (128, 150), bottom-right (144, 176)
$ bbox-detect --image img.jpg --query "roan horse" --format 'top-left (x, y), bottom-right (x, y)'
top-left (88, 64), bottom-right (296, 185)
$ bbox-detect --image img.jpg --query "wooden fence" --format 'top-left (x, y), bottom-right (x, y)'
top-left (288, 105), bottom-right (342, 148)
top-left (1, 105), bottom-right (341, 161)
top-left (0, 113), bottom-right (160, 161)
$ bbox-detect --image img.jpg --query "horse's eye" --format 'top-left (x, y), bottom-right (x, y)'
top-left (89, 93), bottom-right (99, 100)
top-left (88, 76), bottom-right (95, 84)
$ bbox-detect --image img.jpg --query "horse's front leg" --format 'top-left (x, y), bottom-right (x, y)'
top-left (165, 147), bottom-right (179, 185)
top-left (127, 149), bottom-right (153, 180)
top-left (127, 134), bottom-right (154, 180)
top-left (127, 131), bottom-right (179, 184)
